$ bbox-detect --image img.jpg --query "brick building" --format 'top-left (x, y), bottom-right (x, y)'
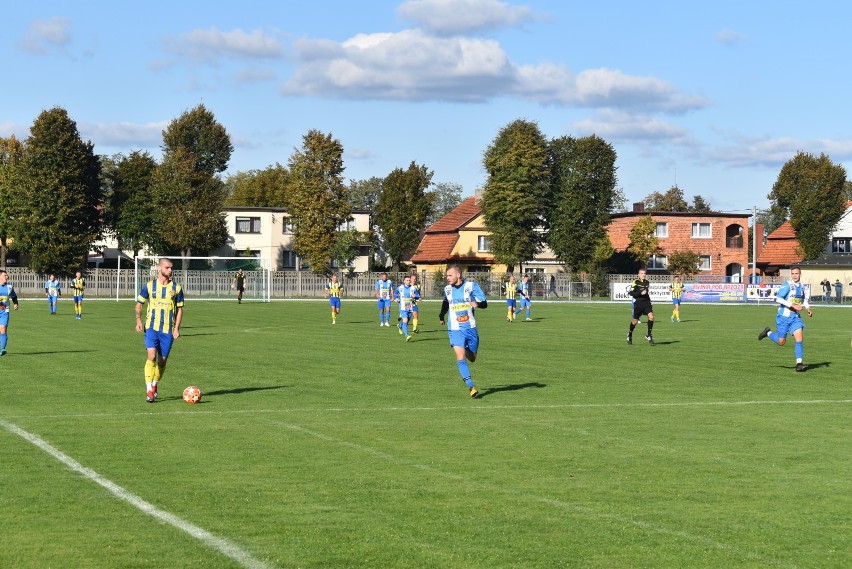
top-left (607, 204), bottom-right (751, 281)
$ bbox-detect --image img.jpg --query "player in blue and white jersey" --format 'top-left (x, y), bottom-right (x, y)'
top-left (394, 275), bottom-right (420, 341)
top-left (0, 270), bottom-right (20, 356)
top-left (135, 258), bottom-right (185, 402)
top-left (758, 267), bottom-right (812, 372)
top-left (375, 272), bottom-right (394, 326)
top-left (438, 265), bottom-right (488, 398)
top-left (44, 273), bottom-right (61, 315)
top-left (514, 275), bottom-right (532, 321)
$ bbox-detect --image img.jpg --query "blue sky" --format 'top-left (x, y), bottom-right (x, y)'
top-left (3, 0), bottom-right (851, 214)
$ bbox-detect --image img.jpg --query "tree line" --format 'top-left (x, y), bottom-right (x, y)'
top-left (1, 107), bottom-right (847, 277)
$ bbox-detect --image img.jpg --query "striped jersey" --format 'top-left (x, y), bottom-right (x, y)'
top-left (71, 277), bottom-right (86, 295)
top-left (504, 281), bottom-right (517, 301)
top-left (670, 281), bottom-right (683, 300)
top-left (375, 279), bottom-right (393, 300)
top-left (395, 284), bottom-right (419, 312)
top-left (443, 281), bottom-right (486, 331)
top-left (0, 283), bottom-right (17, 312)
top-left (326, 280), bottom-right (343, 298)
top-left (137, 278), bottom-right (184, 333)
top-left (45, 279), bottom-right (61, 297)
top-left (775, 280), bottom-right (809, 318)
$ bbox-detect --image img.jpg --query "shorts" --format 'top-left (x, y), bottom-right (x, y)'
top-left (377, 298), bottom-right (391, 310)
top-left (399, 309), bottom-right (413, 321)
top-left (47, 295), bottom-right (58, 304)
top-left (775, 315), bottom-right (804, 338)
top-left (672, 298), bottom-right (681, 305)
top-left (329, 297), bottom-right (341, 309)
top-left (632, 303), bottom-right (653, 319)
top-left (519, 297), bottom-right (531, 308)
top-left (235, 285), bottom-right (245, 292)
top-left (506, 299), bottom-right (516, 309)
top-left (74, 295), bottom-right (84, 303)
top-left (0, 311), bottom-right (9, 327)
top-left (145, 328), bottom-right (176, 357)
top-left (411, 303), bottom-right (419, 313)
top-left (448, 328), bottom-right (479, 354)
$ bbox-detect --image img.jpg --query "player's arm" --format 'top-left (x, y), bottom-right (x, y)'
top-left (135, 301), bottom-right (144, 332)
top-left (471, 284), bottom-right (488, 309)
top-left (439, 298), bottom-right (449, 324)
top-left (173, 306), bottom-right (183, 339)
top-left (10, 287), bottom-right (19, 310)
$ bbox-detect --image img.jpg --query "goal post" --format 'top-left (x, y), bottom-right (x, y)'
top-left (133, 256), bottom-right (272, 302)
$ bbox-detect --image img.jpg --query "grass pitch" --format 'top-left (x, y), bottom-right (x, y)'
top-left (1, 299), bottom-right (850, 568)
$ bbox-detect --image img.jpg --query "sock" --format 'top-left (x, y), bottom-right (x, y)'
top-left (629, 322), bottom-right (636, 333)
top-left (456, 359), bottom-right (471, 380)
top-left (0, 332), bottom-right (7, 350)
top-left (463, 377), bottom-right (475, 389)
top-left (526, 308), bottom-right (531, 318)
top-left (332, 309), bottom-right (336, 322)
top-left (156, 364), bottom-right (165, 381)
top-left (412, 314), bottom-right (418, 331)
top-left (144, 360), bottom-right (156, 382)
top-left (647, 320), bottom-right (654, 335)
top-left (401, 321), bottom-right (409, 336)
top-left (768, 331), bottom-right (779, 344)
top-left (146, 381), bottom-right (152, 393)
top-left (795, 341), bottom-right (803, 361)
top-left (379, 312), bottom-right (383, 324)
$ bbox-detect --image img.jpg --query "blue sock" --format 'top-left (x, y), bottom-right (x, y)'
top-left (526, 308), bottom-right (531, 318)
top-left (379, 312), bottom-right (384, 324)
top-left (768, 331), bottom-right (779, 344)
top-left (401, 321), bottom-right (409, 336)
top-left (0, 333), bottom-right (7, 349)
top-left (464, 377), bottom-right (475, 389)
top-left (456, 359), bottom-right (471, 381)
top-left (795, 341), bottom-right (803, 360)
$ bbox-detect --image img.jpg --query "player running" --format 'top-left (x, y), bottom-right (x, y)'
top-left (439, 265), bottom-right (488, 398)
top-left (758, 266), bottom-right (812, 372)
top-left (394, 275), bottom-right (419, 342)
top-left (627, 268), bottom-right (655, 345)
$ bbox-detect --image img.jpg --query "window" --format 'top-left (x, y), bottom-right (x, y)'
top-left (282, 250), bottom-right (297, 268)
top-left (655, 222), bottom-right (668, 238)
top-left (691, 222), bottom-right (712, 238)
top-left (698, 255), bottom-right (712, 271)
top-left (282, 218), bottom-right (295, 234)
top-left (236, 217), bottom-right (261, 234)
top-left (832, 238), bottom-right (848, 253)
top-left (337, 218), bottom-right (355, 231)
top-left (648, 255), bottom-right (668, 270)
top-left (477, 235), bottom-right (491, 252)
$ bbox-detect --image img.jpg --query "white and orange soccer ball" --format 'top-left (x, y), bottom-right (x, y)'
top-left (182, 385), bottom-right (202, 405)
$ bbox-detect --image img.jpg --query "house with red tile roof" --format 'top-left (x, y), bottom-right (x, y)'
top-left (755, 220), bottom-right (803, 276)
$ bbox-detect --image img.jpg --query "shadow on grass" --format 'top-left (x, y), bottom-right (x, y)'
top-left (14, 350), bottom-right (100, 356)
top-left (478, 382), bottom-right (546, 398)
top-left (204, 385), bottom-right (290, 397)
top-left (779, 361), bottom-right (831, 371)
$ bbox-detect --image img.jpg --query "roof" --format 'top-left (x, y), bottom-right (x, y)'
top-left (766, 221), bottom-right (797, 239)
top-left (427, 196), bottom-right (481, 232)
top-left (411, 197), bottom-right (483, 263)
top-left (798, 254), bottom-right (852, 267)
top-left (758, 221), bottom-right (802, 266)
top-left (610, 210), bottom-right (751, 219)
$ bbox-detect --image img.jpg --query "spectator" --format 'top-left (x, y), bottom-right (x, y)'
top-left (820, 278), bottom-right (832, 302)
top-left (834, 279), bottom-right (843, 303)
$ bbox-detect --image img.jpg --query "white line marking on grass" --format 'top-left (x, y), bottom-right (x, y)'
top-left (269, 419), bottom-right (801, 569)
top-left (0, 418), bottom-right (271, 569)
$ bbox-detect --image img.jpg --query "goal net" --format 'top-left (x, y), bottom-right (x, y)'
top-left (133, 256), bottom-right (272, 302)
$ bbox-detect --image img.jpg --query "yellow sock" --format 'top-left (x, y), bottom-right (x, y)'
top-left (412, 314), bottom-right (418, 330)
top-left (156, 364), bottom-right (165, 381)
top-left (144, 360), bottom-right (156, 382)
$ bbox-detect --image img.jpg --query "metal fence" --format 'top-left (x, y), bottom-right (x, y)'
top-left (4, 268), bottom-right (591, 300)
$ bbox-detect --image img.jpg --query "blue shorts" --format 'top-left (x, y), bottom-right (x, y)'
top-left (672, 298), bottom-right (681, 305)
top-left (775, 315), bottom-right (804, 338)
top-left (448, 328), bottom-right (479, 354)
top-left (411, 303), bottom-right (419, 313)
top-left (520, 297), bottom-right (531, 308)
top-left (74, 295), bottom-right (84, 303)
top-left (506, 299), bottom-right (516, 308)
top-left (47, 296), bottom-right (58, 304)
top-left (0, 311), bottom-right (9, 327)
top-left (377, 298), bottom-right (391, 310)
top-left (145, 328), bottom-right (176, 357)
top-left (399, 309), bottom-right (413, 321)
top-left (329, 297), bottom-right (341, 309)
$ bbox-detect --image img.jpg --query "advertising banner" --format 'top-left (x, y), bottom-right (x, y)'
top-left (683, 283), bottom-right (746, 303)
top-left (746, 283), bottom-right (810, 302)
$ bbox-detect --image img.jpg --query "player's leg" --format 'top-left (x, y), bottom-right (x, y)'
top-left (791, 323), bottom-right (806, 370)
top-left (628, 310), bottom-right (639, 344)
top-left (400, 313), bottom-right (411, 340)
top-left (463, 329), bottom-right (480, 397)
top-left (646, 310), bottom-right (655, 343)
top-left (143, 331), bottom-right (160, 402)
top-left (525, 299), bottom-right (531, 320)
top-left (411, 306), bottom-right (419, 332)
top-left (152, 333), bottom-right (176, 398)
top-left (0, 319), bottom-right (8, 355)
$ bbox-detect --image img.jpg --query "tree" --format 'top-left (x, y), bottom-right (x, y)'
top-left (329, 228), bottom-right (366, 274)
top-left (481, 119), bottom-right (551, 271)
top-left (225, 164), bottom-right (289, 208)
top-left (286, 130), bottom-right (350, 274)
top-left (106, 151), bottom-right (157, 257)
top-left (546, 134), bottom-right (618, 276)
top-left (626, 215), bottom-right (660, 266)
top-left (426, 182), bottom-right (463, 225)
top-left (150, 105), bottom-right (233, 258)
top-left (644, 186), bottom-right (688, 211)
top-left (347, 177), bottom-right (384, 268)
top-left (9, 108), bottom-right (102, 274)
top-left (375, 161), bottom-right (433, 269)
top-left (768, 151), bottom-right (847, 260)
top-left (667, 250), bottom-right (700, 276)
top-left (0, 136), bottom-right (24, 268)
top-left (690, 194), bottom-right (712, 213)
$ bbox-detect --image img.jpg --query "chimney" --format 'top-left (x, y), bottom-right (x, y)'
top-left (632, 202), bottom-right (645, 213)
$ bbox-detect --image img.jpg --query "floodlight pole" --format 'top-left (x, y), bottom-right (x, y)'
top-left (752, 205), bottom-right (758, 285)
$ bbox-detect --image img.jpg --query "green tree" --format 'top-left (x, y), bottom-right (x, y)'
top-left (0, 136), bottom-right (24, 268)
top-left (481, 119), bottom-right (551, 271)
top-left (347, 177), bottom-right (383, 268)
top-left (375, 161), bottom-right (433, 269)
top-left (426, 181), bottom-right (463, 225)
top-left (667, 250), bottom-right (700, 276)
top-left (225, 164), bottom-right (289, 208)
top-left (9, 108), bottom-right (102, 274)
top-left (644, 186), bottom-right (688, 211)
top-left (690, 194), bottom-right (712, 213)
top-left (768, 151), bottom-right (847, 260)
top-left (286, 130), bottom-right (350, 274)
top-left (106, 151), bottom-right (157, 257)
top-left (329, 228), bottom-right (367, 274)
top-left (150, 105), bottom-right (233, 258)
top-left (626, 215), bottom-right (660, 266)
top-left (547, 134), bottom-right (618, 276)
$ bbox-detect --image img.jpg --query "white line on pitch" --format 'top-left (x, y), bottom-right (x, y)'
top-left (0, 418), bottom-right (271, 569)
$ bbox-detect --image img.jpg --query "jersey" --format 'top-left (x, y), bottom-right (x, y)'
top-left (375, 279), bottom-right (393, 300)
top-left (0, 283), bottom-right (18, 312)
top-left (504, 282), bottom-right (517, 301)
top-left (45, 279), bottom-right (61, 298)
top-left (670, 281), bottom-right (683, 301)
top-left (234, 270), bottom-right (246, 287)
top-left (775, 280), bottom-right (809, 318)
top-left (395, 284), bottom-right (419, 313)
top-left (71, 277), bottom-right (86, 296)
top-left (517, 280), bottom-right (530, 299)
top-left (137, 279), bottom-right (185, 334)
top-left (410, 284), bottom-right (420, 305)
top-left (326, 280), bottom-right (343, 298)
top-left (442, 281), bottom-right (486, 331)
top-left (629, 278), bottom-right (652, 307)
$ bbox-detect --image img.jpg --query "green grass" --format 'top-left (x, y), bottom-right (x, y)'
top-left (1, 299), bottom-right (850, 568)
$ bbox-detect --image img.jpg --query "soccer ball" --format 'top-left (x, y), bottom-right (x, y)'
top-left (182, 386), bottom-right (202, 405)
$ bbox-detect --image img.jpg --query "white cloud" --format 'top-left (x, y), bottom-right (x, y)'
top-left (20, 17), bottom-right (71, 54)
top-left (571, 110), bottom-right (691, 143)
top-left (397, 0), bottom-right (535, 35)
top-left (79, 121), bottom-right (167, 147)
top-left (163, 27), bottom-right (283, 64)
top-left (709, 136), bottom-right (852, 168)
top-left (715, 28), bottom-right (748, 46)
top-left (280, 29), bottom-right (707, 113)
